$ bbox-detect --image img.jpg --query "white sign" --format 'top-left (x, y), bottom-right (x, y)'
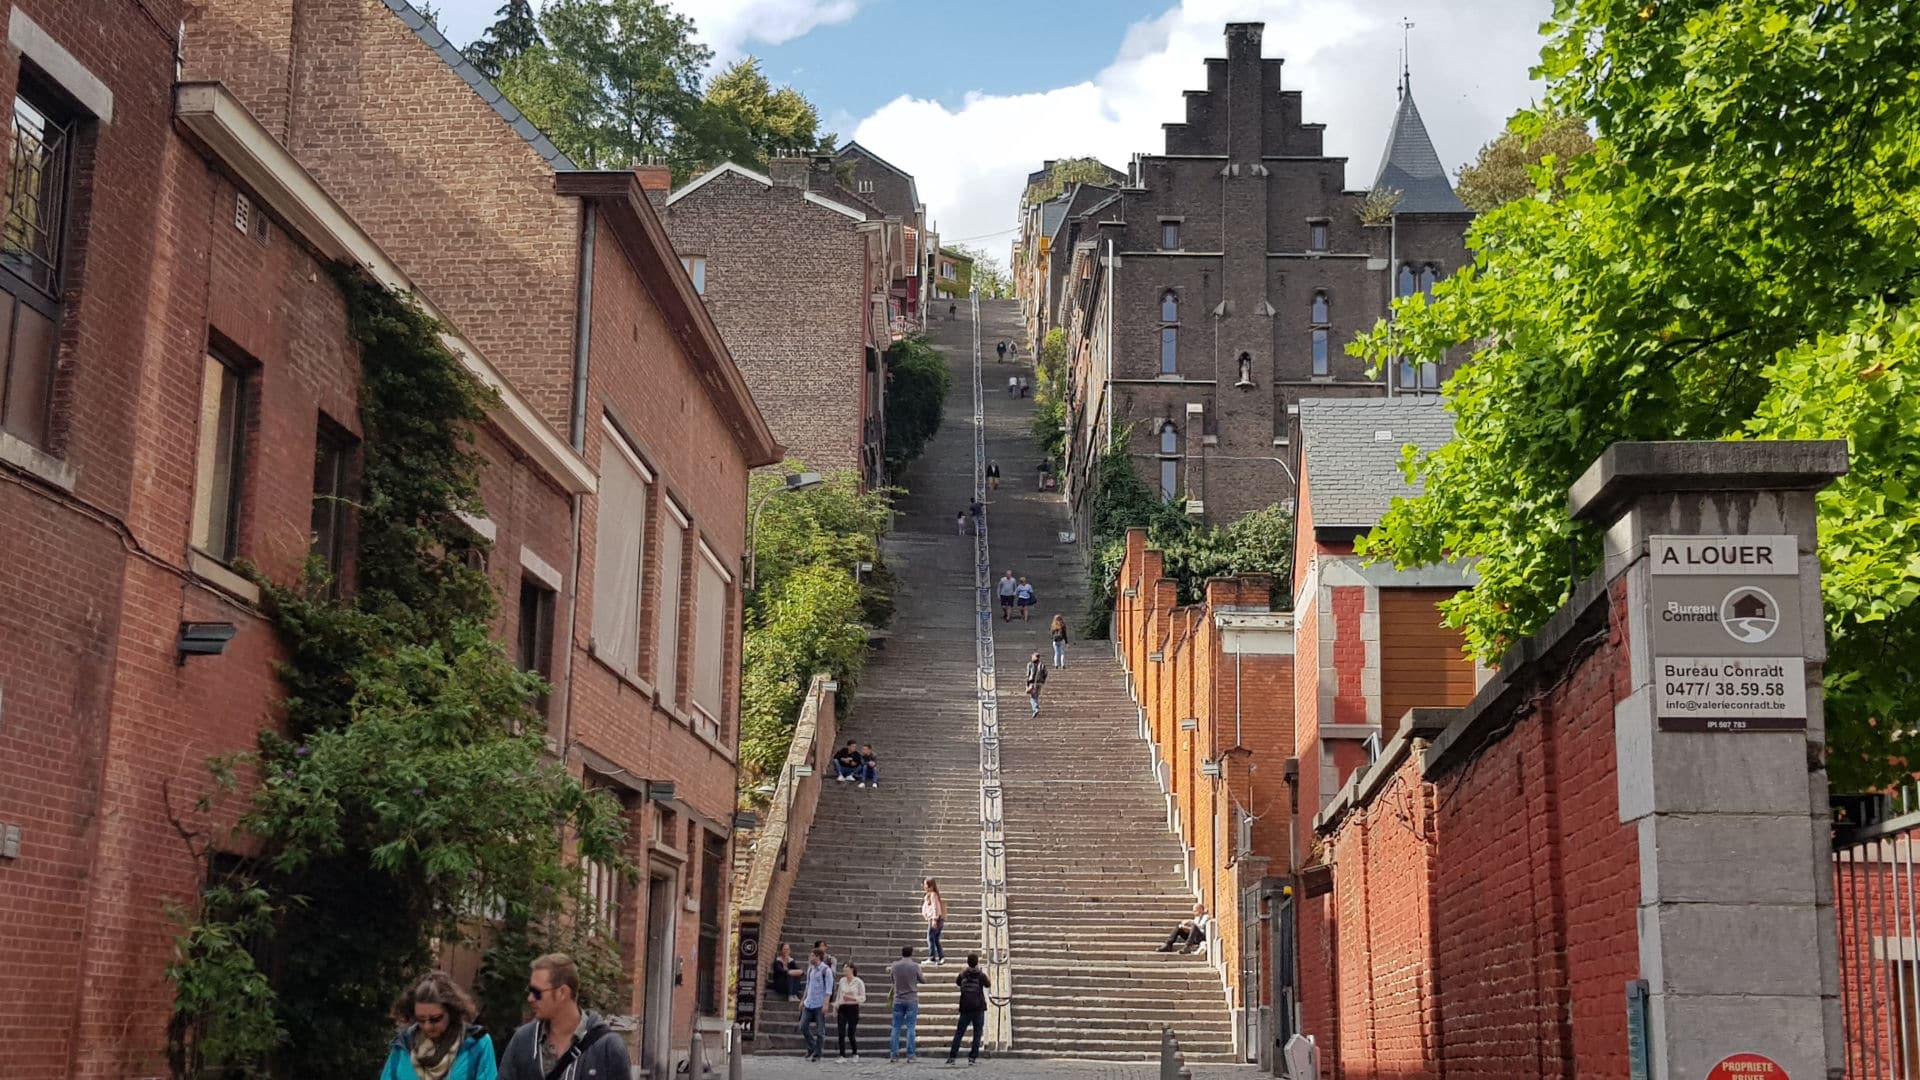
top-left (1651, 535), bottom-right (1795, 575)
top-left (1657, 655), bottom-right (1808, 730)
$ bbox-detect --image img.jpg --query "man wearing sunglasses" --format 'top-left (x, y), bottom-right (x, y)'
top-left (498, 953), bottom-right (630, 1080)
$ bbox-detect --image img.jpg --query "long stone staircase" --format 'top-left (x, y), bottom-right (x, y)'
top-left (762, 299), bottom-right (1236, 1062)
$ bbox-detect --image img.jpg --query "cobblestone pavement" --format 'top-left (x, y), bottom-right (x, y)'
top-left (741, 1054), bottom-right (1259, 1080)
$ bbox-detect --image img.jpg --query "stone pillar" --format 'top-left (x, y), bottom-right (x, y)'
top-left (1568, 440), bottom-right (1848, 1079)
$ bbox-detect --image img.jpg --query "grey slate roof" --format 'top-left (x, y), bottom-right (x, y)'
top-left (1039, 195), bottom-right (1072, 242)
top-left (1371, 91), bottom-right (1466, 215)
top-left (1297, 397), bottom-right (1456, 527)
top-left (381, 0), bottom-right (577, 170)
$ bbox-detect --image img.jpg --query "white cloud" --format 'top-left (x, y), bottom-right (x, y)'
top-left (850, 0), bottom-right (1552, 264)
top-left (667, 0), bottom-right (860, 63)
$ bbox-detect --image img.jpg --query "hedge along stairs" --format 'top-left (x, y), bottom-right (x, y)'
top-left (765, 300), bottom-right (1236, 1062)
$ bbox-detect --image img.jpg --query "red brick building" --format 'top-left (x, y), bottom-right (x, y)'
top-left (0, 1), bottom-right (780, 1076)
top-left (0, 3), bottom-right (605, 1076)
top-left (660, 157), bottom-right (904, 484)
top-left (182, 2), bottom-right (783, 1073)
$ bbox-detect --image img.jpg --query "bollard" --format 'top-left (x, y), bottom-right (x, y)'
top-left (729, 1024), bottom-right (744, 1080)
top-left (690, 1032), bottom-right (705, 1078)
top-left (1159, 1025), bottom-right (1176, 1080)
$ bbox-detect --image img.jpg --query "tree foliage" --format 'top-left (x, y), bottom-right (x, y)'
top-left (1023, 157), bottom-right (1120, 205)
top-left (1355, 0), bottom-right (1920, 790)
top-left (740, 467), bottom-right (893, 784)
top-left (167, 276), bottom-right (629, 1077)
top-left (885, 333), bottom-right (952, 470)
top-left (463, 0), bottom-right (538, 79)
top-left (1031, 328), bottom-right (1068, 466)
top-left (1454, 109), bottom-right (1595, 212)
top-left (697, 56), bottom-right (831, 171)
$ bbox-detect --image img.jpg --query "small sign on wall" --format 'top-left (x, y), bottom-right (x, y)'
top-left (734, 921), bottom-right (761, 1039)
top-left (1650, 535), bottom-right (1808, 732)
top-left (1705, 1052), bottom-right (1787, 1079)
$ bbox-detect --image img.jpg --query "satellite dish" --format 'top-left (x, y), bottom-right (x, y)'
top-left (1283, 1034), bottom-right (1319, 1079)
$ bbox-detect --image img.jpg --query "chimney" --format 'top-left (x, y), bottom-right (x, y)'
top-left (1225, 22), bottom-right (1265, 61)
top-left (768, 156), bottom-right (809, 188)
top-left (633, 163), bottom-right (672, 192)
top-left (809, 154), bottom-right (837, 190)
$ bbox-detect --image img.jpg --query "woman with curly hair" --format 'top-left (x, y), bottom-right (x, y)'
top-left (380, 971), bottom-right (497, 1080)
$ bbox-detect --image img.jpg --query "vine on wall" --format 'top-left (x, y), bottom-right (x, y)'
top-left (167, 272), bottom-right (631, 1078)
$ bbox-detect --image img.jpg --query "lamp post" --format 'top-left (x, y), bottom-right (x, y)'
top-left (746, 471), bottom-right (824, 591)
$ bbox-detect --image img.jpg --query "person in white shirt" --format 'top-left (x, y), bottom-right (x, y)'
top-left (831, 962), bottom-right (867, 1058)
top-left (1158, 902), bottom-right (1210, 954)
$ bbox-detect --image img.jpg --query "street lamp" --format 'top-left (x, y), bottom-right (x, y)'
top-left (746, 471), bottom-right (824, 591)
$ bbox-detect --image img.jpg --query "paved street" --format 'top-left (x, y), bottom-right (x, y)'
top-left (741, 1054), bottom-right (1260, 1080)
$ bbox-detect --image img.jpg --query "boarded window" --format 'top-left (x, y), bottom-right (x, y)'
top-left (656, 501), bottom-right (687, 703)
top-left (692, 544), bottom-right (730, 724)
top-left (591, 420), bottom-right (650, 676)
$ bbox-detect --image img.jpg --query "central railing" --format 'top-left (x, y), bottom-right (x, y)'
top-left (969, 290), bottom-right (1015, 1053)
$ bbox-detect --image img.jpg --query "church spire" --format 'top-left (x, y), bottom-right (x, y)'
top-left (1371, 68), bottom-right (1467, 214)
top-left (1399, 18), bottom-right (1413, 101)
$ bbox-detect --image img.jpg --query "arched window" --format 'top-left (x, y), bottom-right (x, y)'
top-left (1160, 290), bottom-right (1179, 322)
top-left (1159, 421), bottom-right (1179, 455)
top-left (1310, 291), bottom-right (1329, 325)
top-left (1419, 265), bottom-right (1437, 297)
top-left (1311, 328), bottom-right (1330, 376)
top-left (1397, 263), bottom-right (1417, 298)
top-left (1159, 290), bottom-right (1179, 375)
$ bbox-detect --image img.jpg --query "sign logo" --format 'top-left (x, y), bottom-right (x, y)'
top-left (1720, 587), bottom-right (1781, 644)
top-left (1705, 1051), bottom-right (1786, 1079)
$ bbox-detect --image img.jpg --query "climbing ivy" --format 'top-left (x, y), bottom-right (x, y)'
top-left (885, 333), bottom-right (951, 470)
top-left (167, 273), bottom-right (631, 1077)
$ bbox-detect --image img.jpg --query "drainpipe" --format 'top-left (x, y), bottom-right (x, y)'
top-left (1102, 238), bottom-right (1115, 453)
top-left (1386, 212), bottom-right (1398, 399)
top-left (557, 203), bottom-right (597, 760)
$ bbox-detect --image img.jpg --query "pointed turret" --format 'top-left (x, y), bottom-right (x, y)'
top-left (1371, 88), bottom-right (1467, 215)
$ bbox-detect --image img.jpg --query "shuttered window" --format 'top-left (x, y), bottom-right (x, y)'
top-left (656, 501), bottom-right (687, 704)
top-left (692, 543), bottom-right (730, 726)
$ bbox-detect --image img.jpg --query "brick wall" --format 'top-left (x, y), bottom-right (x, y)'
top-left (1302, 577), bottom-right (1640, 1079)
top-left (661, 171), bottom-right (867, 476)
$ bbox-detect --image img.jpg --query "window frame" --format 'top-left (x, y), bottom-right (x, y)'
top-left (696, 829), bottom-right (726, 1015)
top-left (517, 576), bottom-right (558, 717)
top-left (690, 540), bottom-right (732, 731)
top-left (655, 498), bottom-right (689, 704)
top-left (590, 416), bottom-right (653, 679)
top-left (679, 254), bottom-right (707, 295)
top-left (1158, 290), bottom-right (1179, 375)
top-left (309, 415), bottom-right (357, 586)
top-left (1311, 328), bottom-right (1330, 377)
top-left (1307, 220), bottom-right (1329, 252)
top-left (193, 350), bottom-right (251, 563)
top-left (1160, 220), bottom-right (1181, 250)
top-left (0, 70), bottom-right (81, 448)
top-left (1310, 290), bottom-right (1329, 326)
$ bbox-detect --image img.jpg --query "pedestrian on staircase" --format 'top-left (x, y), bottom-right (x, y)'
top-left (1007, 374), bottom-right (1018, 398)
top-left (1014, 578), bottom-right (1035, 621)
top-left (986, 460), bottom-right (1000, 491)
top-left (945, 954), bottom-right (992, 1066)
top-left (1158, 903), bottom-right (1211, 954)
top-left (956, 510), bottom-right (967, 536)
top-left (1050, 614), bottom-right (1069, 668)
top-left (800, 947), bottom-right (833, 1060)
top-left (997, 571), bottom-right (1019, 621)
top-left (996, 341), bottom-right (1007, 362)
top-left (1025, 652), bottom-right (1047, 716)
top-left (922, 878), bottom-right (948, 963)
top-left (834, 740), bottom-right (863, 782)
top-left (769, 942), bottom-right (802, 1002)
top-left (833, 963), bottom-right (867, 1058)
top-left (888, 946), bottom-right (926, 1062)
top-left (860, 744), bottom-right (880, 787)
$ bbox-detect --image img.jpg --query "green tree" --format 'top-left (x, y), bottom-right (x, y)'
top-left (885, 333), bottom-right (951, 469)
top-left (1354, 0), bottom-right (1920, 790)
top-left (1454, 110), bottom-right (1595, 212)
top-left (697, 56), bottom-right (830, 171)
top-left (1031, 328), bottom-right (1069, 465)
top-left (464, 0), bottom-right (539, 80)
top-left (1024, 157), bottom-right (1119, 204)
top-left (494, 0), bottom-right (710, 169)
top-left (952, 245), bottom-right (1012, 298)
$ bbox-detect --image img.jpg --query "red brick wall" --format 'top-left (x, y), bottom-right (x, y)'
top-left (1305, 578), bottom-right (1640, 1080)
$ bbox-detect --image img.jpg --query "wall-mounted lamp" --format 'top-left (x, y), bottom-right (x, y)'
top-left (177, 621), bottom-right (237, 665)
top-left (1201, 760), bottom-right (1223, 778)
top-left (1179, 717), bottom-right (1199, 731)
top-left (1148, 651), bottom-right (1164, 662)
top-left (645, 779), bottom-right (677, 802)
top-left (791, 765), bottom-right (814, 778)
top-left (1122, 588), bottom-right (1138, 598)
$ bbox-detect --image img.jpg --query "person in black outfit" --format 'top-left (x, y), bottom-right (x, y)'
top-left (768, 942), bottom-right (802, 1002)
top-left (946, 954), bottom-right (992, 1065)
top-left (985, 461), bottom-right (1000, 491)
top-left (859, 744), bottom-right (879, 788)
top-left (996, 341), bottom-right (1007, 361)
top-left (832, 739), bottom-right (862, 782)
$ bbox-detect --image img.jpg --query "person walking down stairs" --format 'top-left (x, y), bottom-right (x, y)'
top-left (1014, 577), bottom-right (1035, 622)
top-left (1025, 653), bottom-right (1048, 717)
top-left (1050, 614), bottom-right (1069, 668)
top-left (922, 878), bottom-right (947, 963)
top-left (945, 954), bottom-right (992, 1066)
top-left (833, 963), bottom-right (866, 1059)
top-left (997, 570), bottom-right (1018, 622)
top-left (888, 946), bottom-right (926, 1063)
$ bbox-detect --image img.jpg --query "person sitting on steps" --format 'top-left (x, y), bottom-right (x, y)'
top-left (1158, 903), bottom-right (1210, 954)
top-left (833, 740), bottom-right (862, 782)
top-left (859, 744), bottom-right (879, 788)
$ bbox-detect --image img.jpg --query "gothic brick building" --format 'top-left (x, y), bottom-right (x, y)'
top-left (1039, 22), bottom-right (1473, 528)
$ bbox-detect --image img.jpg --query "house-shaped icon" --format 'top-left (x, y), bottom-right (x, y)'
top-left (1731, 593), bottom-right (1769, 620)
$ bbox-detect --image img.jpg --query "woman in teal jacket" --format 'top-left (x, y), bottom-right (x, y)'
top-left (380, 972), bottom-right (498, 1080)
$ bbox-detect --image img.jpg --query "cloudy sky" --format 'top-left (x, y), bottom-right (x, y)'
top-left (433, 0), bottom-right (1555, 264)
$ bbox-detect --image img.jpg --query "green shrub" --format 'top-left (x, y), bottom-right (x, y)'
top-left (885, 334), bottom-right (951, 470)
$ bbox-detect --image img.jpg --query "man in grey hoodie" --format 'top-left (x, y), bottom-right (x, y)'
top-left (499, 953), bottom-right (631, 1080)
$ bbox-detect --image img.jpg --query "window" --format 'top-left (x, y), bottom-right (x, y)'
top-left (1160, 458), bottom-right (1178, 501)
top-left (1397, 263), bottom-right (1417, 298)
top-left (1159, 422), bottom-right (1179, 455)
top-left (941, 261), bottom-right (957, 280)
top-left (679, 255), bottom-right (706, 295)
top-left (591, 419), bottom-right (651, 677)
top-left (518, 578), bottom-right (556, 717)
top-left (0, 77), bottom-right (78, 447)
top-left (309, 417), bottom-right (356, 582)
top-left (697, 830), bottom-right (726, 1015)
top-left (584, 852), bottom-right (620, 940)
top-left (1159, 290), bottom-right (1178, 375)
top-left (1311, 291), bottom-right (1329, 325)
top-left (1419, 265), bottom-right (1437, 297)
top-left (1420, 360), bottom-right (1440, 390)
top-left (1161, 221), bottom-right (1180, 249)
top-left (1308, 221), bottom-right (1328, 252)
top-left (1312, 329), bottom-right (1330, 376)
top-left (656, 501), bottom-right (687, 703)
top-left (192, 353), bottom-right (249, 562)
top-left (857, 179), bottom-right (875, 194)
top-left (692, 543), bottom-right (731, 726)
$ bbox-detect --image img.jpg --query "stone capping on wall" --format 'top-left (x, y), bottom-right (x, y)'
top-left (1311, 707), bottom-right (1456, 835)
top-left (1566, 438), bottom-right (1849, 523)
top-left (1421, 571), bottom-right (1613, 779)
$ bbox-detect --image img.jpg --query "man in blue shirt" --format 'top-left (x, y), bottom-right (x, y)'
top-left (800, 947), bottom-right (834, 1060)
